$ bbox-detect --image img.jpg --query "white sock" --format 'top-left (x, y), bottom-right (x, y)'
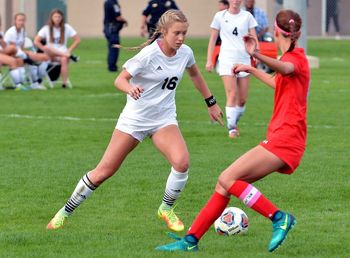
top-left (63, 173), bottom-right (98, 216)
top-left (235, 105), bottom-right (246, 124)
top-left (161, 167), bottom-right (188, 209)
top-left (38, 62), bottom-right (48, 78)
top-left (225, 106), bottom-right (239, 131)
top-left (9, 68), bottom-right (25, 85)
top-left (30, 65), bottom-right (39, 82)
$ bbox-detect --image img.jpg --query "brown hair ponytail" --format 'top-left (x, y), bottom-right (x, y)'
top-left (275, 10), bottom-right (302, 52)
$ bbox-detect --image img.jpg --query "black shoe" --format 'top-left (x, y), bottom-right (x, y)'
top-left (62, 84), bottom-right (67, 88)
top-left (70, 55), bottom-right (79, 63)
top-left (108, 67), bottom-right (118, 72)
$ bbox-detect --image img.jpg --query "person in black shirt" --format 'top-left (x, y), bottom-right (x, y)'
top-left (103, 0), bottom-right (128, 72)
top-left (140, 0), bottom-right (178, 38)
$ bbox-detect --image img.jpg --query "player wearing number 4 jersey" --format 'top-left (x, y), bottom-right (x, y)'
top-left (47, 10), bottom-right (223, 232)
top-left (207, 0), bottom-right (258, 139)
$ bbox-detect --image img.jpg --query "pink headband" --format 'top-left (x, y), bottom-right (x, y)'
top-left (274, 19), bottom-right (297, 36)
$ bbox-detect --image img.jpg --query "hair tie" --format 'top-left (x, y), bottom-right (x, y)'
top-left (289, 19), bottom-right (295, 24)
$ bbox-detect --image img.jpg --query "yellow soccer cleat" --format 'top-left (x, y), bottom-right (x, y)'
top-left (47, 209), bottom-right (68, 230)
top-left (158, 206), bottom-right (184, 232)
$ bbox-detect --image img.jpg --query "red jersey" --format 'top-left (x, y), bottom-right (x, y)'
top-left (267, 48), bottom-right (310, 148)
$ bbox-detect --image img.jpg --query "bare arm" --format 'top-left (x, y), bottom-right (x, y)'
top-left (252, 51), bottom-right (294, 75)
top-left (33, 35), bottom-right (45, 51)
top-left (244, 34), bottom-right (294, 75)
top-left (233, 64), bottom-right (276, 88)
top-left (187, 64), bottom-right (224, 125)
top-left (206, 29), bottom-right (219, 72)
top-left (67, 34), bottom-right (81, 54)
top-left (114, 69), bottom-right (144, 100)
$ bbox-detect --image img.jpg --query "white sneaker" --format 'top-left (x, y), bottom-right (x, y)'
top-left (30, 82), bottom-right (47, 90)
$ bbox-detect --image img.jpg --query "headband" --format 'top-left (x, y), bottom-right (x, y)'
top-left (274, 19), bottom-right (299, 36)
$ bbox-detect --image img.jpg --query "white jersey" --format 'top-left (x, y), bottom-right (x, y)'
top-left (37, 24), bottom-right (77, 51)
top-left (120, 40), bottom-right (195, 125)
top-left (4, 26), bottom-right (26, 48)
top-left (211, 9), bottom-right (257, 65)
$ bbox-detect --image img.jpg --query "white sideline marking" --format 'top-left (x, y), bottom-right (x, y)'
top-left (0, 113), bottom-right (346, 129)
top-left (1, 113), bottom-right (116, 122)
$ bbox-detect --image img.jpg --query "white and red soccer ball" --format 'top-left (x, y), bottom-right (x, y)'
top-left (214, 207), bottom-right (249, 236)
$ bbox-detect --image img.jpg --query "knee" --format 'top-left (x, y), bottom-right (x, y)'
top-left (171, 153), bottom-right (190, 172)
top-left (217, 173), bottom-right (236, 191)
top-left (91, 164), bottom-right (117, 185)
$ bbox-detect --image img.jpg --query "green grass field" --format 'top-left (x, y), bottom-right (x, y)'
top-left (0, 38), bottom-right (349, 258)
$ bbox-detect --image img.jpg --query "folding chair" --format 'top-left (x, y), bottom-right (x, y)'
top-left (36, 38), bottom-right (74, 89)
top-left (43, 62), bottom-right (73, 89)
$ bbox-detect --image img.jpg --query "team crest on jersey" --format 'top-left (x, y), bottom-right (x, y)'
top-left (152, 3), bottom-right (158, 8)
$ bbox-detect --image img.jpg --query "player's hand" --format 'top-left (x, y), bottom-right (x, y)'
top-left (208, 104), bottom-right (224, 126)
top-left (232, 64), bottom-right (251, 75)
top-left (243, 34), bottom-right (258, 56)
top-left (205, 61), bottom-right (214, 72)
top-left (127, 86), bottom-right (144, 100)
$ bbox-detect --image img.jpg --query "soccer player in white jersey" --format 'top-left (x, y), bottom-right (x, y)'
top-left (0, 16), bottom-right (26, 90)
top-left (206, 0), bottom-right (258, 138)
top-left (4, 13), bottom-right (49, 90)
top-left (34, 9), bottom-right (80, 88)
top-left (47, 10), bottom-right (224, 232)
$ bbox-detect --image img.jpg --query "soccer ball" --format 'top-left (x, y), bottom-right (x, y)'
top-left (214, 207), bottom-right (249, 236)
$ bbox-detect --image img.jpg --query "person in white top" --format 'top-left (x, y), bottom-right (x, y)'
top-left (46, 10), bottom-right (224, 233)
top-left (34, 9), bottom-right (80, 88)
top-left (3, 13), bottom-right (49, 90)
top-left (0, 16), bottom-right (26, 90)
top-left (206, 0), bottom-right (258, 139)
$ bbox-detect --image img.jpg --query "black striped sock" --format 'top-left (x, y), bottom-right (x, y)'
top-left (64, 173), bottom-right (97, 214)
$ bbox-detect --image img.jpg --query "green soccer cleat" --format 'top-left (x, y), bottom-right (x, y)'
top-left (268, 211), bottom-right (296, 252)
top-left (46, 208), bottom-right (69, 230)
top-left (158, 205), bottom-right (184, 232)
top-left (156, 234), bottom-right (199, 252)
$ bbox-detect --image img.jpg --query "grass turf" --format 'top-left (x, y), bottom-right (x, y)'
top-left (0, 38), bottom-right (349, 257)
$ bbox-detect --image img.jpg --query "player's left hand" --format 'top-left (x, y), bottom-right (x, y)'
top-left (208, 104), bottom-right (224, 126)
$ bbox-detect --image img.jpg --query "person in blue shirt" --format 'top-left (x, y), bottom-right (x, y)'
top-left (140, 0), bottom-right (179, 38)
top-left (243, 0), bottom-right (268, 41)
top-left (103, 0), bottom-right (128, 72)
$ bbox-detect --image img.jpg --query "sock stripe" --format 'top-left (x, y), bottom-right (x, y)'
top-left (82, 174), bottom-right (97, 191)
top-left (239, 184), bottom-right (253, 201)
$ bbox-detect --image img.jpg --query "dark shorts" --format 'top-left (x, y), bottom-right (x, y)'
top-left (260, 138), bottom-right (305, 174)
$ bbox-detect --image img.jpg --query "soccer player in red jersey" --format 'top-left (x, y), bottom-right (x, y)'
top-left (156, 9), bottom-right (310, 252)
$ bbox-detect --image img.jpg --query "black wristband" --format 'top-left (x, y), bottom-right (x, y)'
top-left (205, 95), bottom-right (216, 107)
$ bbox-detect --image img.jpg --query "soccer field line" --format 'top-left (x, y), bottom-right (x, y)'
top-left (0, 113), bottom-right (346, 129)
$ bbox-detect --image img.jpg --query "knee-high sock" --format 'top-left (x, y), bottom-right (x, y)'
top-left (62, 173), bottom-right (98, 216)
top-left (9, 67), bottom-right (25, 85)
top-left (38, 62), bottom-right (48, 79)
top-left (235, 105), bottom-right (246, 124)
top-left (225, 106), bottom-right (238, 131)
top-left (161, 167), bottom-right (188, 208)
top-left (228, 180), bottom-right (278, 219)
top-left (187, 192), bottom-right (230, 240)
top-left (30, 65), bottom-right (39, 83)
